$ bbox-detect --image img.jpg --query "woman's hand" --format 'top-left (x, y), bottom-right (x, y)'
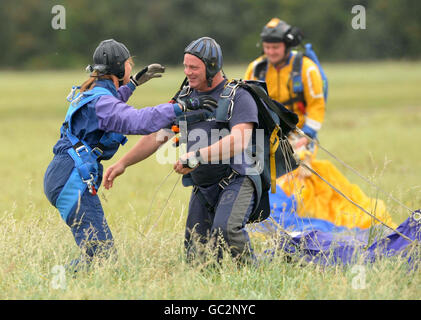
top-left (130, 63), bottom-right (165, 86)
top-left (103, 162), bottom-right (126, 189)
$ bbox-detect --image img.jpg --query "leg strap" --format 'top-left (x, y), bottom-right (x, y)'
top-left (193, 168), bottom-right (240, 213)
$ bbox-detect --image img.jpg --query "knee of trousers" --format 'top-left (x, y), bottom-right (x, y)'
top-left (212, 217), bottom-right (245, 241)
top-left (212, 178), bottom-right (256, 244)
top-left (68, 191), bottom-right (112, 240)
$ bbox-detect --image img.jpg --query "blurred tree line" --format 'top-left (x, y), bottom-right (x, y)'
top-left (1, 0), bottom-right (420, 69)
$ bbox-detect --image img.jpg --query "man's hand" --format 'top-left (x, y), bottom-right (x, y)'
top-left (103, 162), bottom-right (126, 189)
top-left (177, 95), bottom-right (217, 112)
top-left (173, 151), bottom-right (197, 175)
top-left (295, 136), bottom-right (310, 149)
top-left (130, 63), bottom-right (165, 86)
top-left (288, 132), bottom-right (310, 151)
top-left (297, 153), bottom-right (312, 179)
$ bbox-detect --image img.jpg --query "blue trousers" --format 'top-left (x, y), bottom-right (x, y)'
top-left (185, 175), bottom-right (256, 263)
top-left (44, 154), bottom-right (114, 260)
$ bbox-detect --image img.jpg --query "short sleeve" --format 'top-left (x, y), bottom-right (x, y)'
top-left (228, 89), bottom-right (259, 130)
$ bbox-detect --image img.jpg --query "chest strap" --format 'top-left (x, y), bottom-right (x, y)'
top-left (215, 80), bottom-right (240, 123)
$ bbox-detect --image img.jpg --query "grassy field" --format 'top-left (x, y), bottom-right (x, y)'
top-left (0, 61), bottom-right (420, 300)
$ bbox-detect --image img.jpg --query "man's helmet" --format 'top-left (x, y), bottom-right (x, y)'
top-left (184, 37), bottom-right (223, 87)
top-left (91, 39), bottom-right (130, 79)
top-left (260, 18), bottom-right (302, 48)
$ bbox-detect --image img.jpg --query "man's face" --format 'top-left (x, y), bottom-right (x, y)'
top-left (262, 41), bottom-right (287, 66)
top-left (183, 54), bottom-right (207, 91)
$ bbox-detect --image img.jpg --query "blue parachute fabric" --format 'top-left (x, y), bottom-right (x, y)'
top-left (257, 185), bottom-right (363, 233)
top-left (274, 210), bottom-right (421, 267)
top-left (253, 187), bottom-right (420, 267)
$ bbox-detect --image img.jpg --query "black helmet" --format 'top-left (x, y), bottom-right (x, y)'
top-left (91, 39), bottom-right (130, 79)
top-left (260, 18), bottom-right (302, 47)
top-left (184, 37), bottom-right (223, 86)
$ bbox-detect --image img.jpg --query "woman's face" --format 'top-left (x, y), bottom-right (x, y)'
top-left (122, 59), bottom-right (133, 85)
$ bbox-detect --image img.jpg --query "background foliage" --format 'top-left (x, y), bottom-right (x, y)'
top-left (1, 0), bottom-right (421, 70)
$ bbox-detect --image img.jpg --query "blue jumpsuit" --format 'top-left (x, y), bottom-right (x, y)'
top-left (44, 79), bottom-right (181, 262)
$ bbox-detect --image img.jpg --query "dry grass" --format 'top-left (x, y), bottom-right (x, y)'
top-left (0, 62), bottom-right (420, 299)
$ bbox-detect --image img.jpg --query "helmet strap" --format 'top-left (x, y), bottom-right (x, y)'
top-left (207, 76), bottom-right (213, 87)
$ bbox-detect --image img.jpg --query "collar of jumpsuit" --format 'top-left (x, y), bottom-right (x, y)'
top-left (273, 51), bottom-right (293, 70)
top-left (94, 79), bottom-right (119, 98)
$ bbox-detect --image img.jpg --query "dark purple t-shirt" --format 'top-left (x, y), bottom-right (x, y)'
top-left (183, 79), bottom-right (259, 186)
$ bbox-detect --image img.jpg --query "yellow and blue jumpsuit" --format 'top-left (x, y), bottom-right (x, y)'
top-left (244, 52), bottom-right (325, 139)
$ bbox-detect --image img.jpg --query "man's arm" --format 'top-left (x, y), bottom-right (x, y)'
top-left (104, 130), bottom-right (170, 189)
top-left (173, 122), bottom-right (253, 175)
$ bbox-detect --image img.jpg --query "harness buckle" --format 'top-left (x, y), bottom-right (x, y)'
top-left (178, 86), bottom-right (192, 98)
top-left (75, 145), bottom-right (89, 157)
top-left (91, 147), bottom-right (103, 158)
top-left (66, 86), bottom-right (80, 102)
top-left (227, 169), bottom-right (238, 180)
top-left (218, 169), bottom-right (239, 189)
top-left (220, 82), bottom-right (238, 98)
top-left (218, 179), bottom-right (229, 190)
top-left (226, 100), bottom-right (234, 121)
top-left (82, 174), bottom-right (97, 195)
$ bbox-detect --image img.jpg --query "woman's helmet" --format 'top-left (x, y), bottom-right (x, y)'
top-left (89, 39), bottom-right (130, 79)
top-left (184, 37), bottom-right (223, 87)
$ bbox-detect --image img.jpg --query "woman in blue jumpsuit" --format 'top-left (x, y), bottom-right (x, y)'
top-left (43, 39), bottom-right (183, 270)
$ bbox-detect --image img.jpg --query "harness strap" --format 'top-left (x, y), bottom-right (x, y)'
top-left (193, 169), bottom-right (240, 213)
top-left (193, 186), bottom-right (215, 213)
top-left (175, 111), bottom-right (214, 126)
top-left (291, 51), bottom-right (304, 94)
top-left (67, 142), bottom-right (99, 195)
top-left (253, 58), bottom-right (268, 81)
top-left (280, 95), bottom-right (304, 106)
top-left (269, 127), bottom-right (280, 193)
top-left (215, 80), bottom-right (239, 122)
top-left (93, 132), bottom-right (128, 161)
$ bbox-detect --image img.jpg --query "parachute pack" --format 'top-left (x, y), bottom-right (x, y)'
top-left (216, 79), bottom-right (299, 191)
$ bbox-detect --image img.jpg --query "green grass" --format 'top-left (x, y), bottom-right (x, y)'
top-left (0, 61), bottom-right (420, 299)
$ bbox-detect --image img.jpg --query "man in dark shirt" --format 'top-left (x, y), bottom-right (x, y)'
top-left (172, 37), bottom-right (260, 265)
top-left (105, 37), bottom-right (260, 265)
